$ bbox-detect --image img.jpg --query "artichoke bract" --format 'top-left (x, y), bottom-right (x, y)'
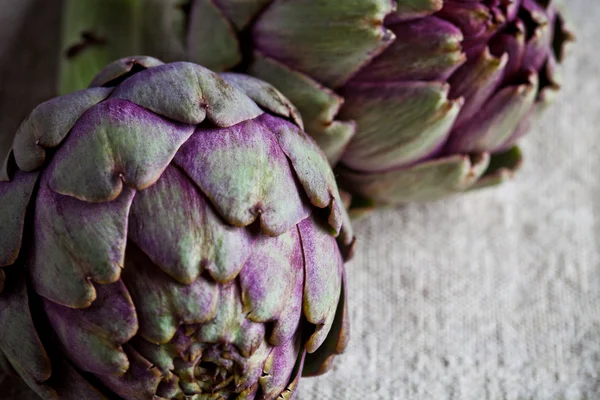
top-left (0, 57), bottom-right (354, 400)
top-left (60, 0), bottom-right (575, 208)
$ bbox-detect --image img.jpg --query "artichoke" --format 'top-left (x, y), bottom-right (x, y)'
top-left (60, 0), bottom-right (574, 208)
top-left (0, 57), bottom-right (354, 400)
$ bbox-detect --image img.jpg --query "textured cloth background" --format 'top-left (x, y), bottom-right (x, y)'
top-left (0, 1), bottom-right (598, 400)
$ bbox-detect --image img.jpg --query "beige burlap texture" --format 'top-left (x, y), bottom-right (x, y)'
top-left (0, 1), bottom-right (598, 399)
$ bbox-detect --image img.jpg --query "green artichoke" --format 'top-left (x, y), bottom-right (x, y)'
top-left (0, 57), bottom-right (354, 400)
top-left (60, 0), bottom-right (574, 208)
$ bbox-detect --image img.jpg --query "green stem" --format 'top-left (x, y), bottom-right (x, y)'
top-left (59, 0), bottom-right (190, 94)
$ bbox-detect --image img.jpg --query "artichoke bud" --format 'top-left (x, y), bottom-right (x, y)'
top-left (0, 57), bottom-right (354, 400)
top-left (59, 0), bottom-right (575, 208)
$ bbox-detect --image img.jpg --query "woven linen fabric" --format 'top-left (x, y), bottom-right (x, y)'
top-left (0, 1), bottom-right (598, 399)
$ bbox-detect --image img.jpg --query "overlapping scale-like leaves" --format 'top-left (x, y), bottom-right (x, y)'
top-left (115, 0), bottom-right (572, 208)
top-left (332, 0), bottom-right (574, 206)
top-left (60, 0), bottom-right (575, 207)
top-left (0, 57), bottom-right (353, 400)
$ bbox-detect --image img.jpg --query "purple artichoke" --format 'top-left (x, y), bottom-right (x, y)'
top-left (0, 57), bottom-right (354, 400)
top-left (60, 0), bottom-right (575, 208)
top-left (331, 0), bottom-right (576, 205)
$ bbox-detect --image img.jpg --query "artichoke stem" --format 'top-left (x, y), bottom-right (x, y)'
top-left (59, 0), bottom-right (144, 94)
